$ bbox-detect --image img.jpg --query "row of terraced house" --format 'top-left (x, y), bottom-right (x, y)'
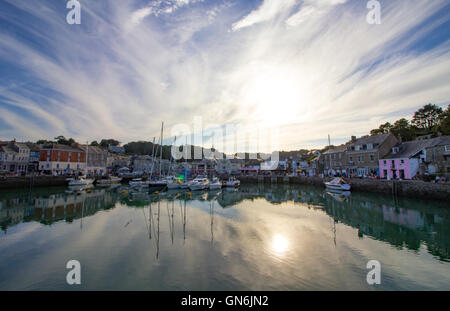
top-left (322, 133), bottom-right (450, 179)
top-left (0, 141), bottom-right (129, 176)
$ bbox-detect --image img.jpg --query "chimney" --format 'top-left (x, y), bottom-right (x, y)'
top-left (351, 136), bottom-right (356, 143)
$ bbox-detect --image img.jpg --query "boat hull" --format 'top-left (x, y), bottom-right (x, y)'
top-left (148, 185), bottom-right (166, 193)
top-left (69, 179), bottom-right (94, 187)
top-left (167, 183), bottom-right (181, 190)
top-left (209, 183), bottom-right (222, 190)
top-left (224, 181), bottom-right (240, 188)
top-left (325, 183), bottom-right (351, 191)
top-left (190, 184), bottom-right (208, 191)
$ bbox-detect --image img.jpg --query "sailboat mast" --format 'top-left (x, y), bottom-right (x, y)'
top-left (86, 141), bottom-right (89, 176)
top-left (168, 136), bottom-right (176, 176)
top-left (159, 122), bottom-right (164, 177)
top-left (149, 137), bottom-right (156, 179)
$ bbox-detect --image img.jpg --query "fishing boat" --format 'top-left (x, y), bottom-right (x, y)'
top-left (68, 176), bottom-right (94, 187)
top-left (324, 178), bottom-right (351, 191)
top-left (224, 177), bottom-right (240, 188)
top-left (149, 122), bottom-right (168, 193)
top-left (96, 176), bottom-right (122, 187)
top-left (209, 177), bottom-right (222, 190)
top-left (68, 143), bottom-right (94, 187)
top-left (129, 178), bottom-right (148, 188)
top-left (189, 176), bottom-right (210, 191)
top-left (180, 181), bottom-right (190, 189)
top-left (166, 176), bottom-right (182, 190)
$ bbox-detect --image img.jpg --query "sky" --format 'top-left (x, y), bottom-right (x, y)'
top-left (0, 0), bottom-right (449, 152)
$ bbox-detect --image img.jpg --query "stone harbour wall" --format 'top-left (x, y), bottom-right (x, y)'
top-left (239, 176), bottom-right (450, 201)
top-left (0, 176), bottom-right (69, 190)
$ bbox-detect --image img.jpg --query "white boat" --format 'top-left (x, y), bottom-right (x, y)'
top-left (68, 176), bottom-right (94, 187)
top-left (129, 178), bottom-right (149, 188)
top-left (180, 181), bottom-right (190, 189)
top-left (224, 177), bottom-right (240, 188)
top-left (209, 177), bottom-right (222, 190)
top-left (325, 178), bottom-right (351, 191)
top-left (97, 176), bottom-right (122, 186)
top-left (67, 184), bottom-right (94, 193)
top-left (189, 176), bottom-right (210, 191)
top-left (166, 176), bottom-right (182, 190)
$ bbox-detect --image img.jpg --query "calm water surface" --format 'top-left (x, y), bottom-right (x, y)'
top-left (0, 184), bottom-right (449, 290)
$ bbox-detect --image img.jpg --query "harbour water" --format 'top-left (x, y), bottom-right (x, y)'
top-left (0, 184), bottom-right (449, 290)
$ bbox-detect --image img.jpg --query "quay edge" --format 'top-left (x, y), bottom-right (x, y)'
top-left (239, 176), bottom-right (450, 202)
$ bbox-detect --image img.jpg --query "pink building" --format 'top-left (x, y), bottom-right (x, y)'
top-left (379, 139), bottom-right (438, 180)
top-left (379, 157), bottom-right (418, 180)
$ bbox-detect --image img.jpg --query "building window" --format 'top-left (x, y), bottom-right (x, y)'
top-left (383, 160), bottom-right (386, 165)
top-left (370, 155), bottom-right (374, 162)
top-left (400, 160), bottom-right (404, 164)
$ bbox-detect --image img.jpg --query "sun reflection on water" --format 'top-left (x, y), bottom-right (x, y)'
top-left (271, 234), bottom-right (289, 256)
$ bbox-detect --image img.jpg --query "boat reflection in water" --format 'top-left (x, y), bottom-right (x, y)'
top-left (0, 184), bottom-right (449, 290)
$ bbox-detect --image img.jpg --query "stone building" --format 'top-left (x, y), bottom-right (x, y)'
top-left (0, 140), bottom-right (30, 175)
top-left (322, 144), bottom-right (347, 176)
top-left (78, 145), bottom-right (108, 176)
top-left (424, 136), bottom-right (450, 176)
top-left (345, 134), bottom-right (398, 177)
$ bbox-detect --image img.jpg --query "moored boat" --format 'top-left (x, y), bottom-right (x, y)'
top-left (129, 178), bottom-right (148, 188)
top-left (324, 178), bottom-right (351, 191)
top-left (209, 177), bottom-right (222, 190)
top-left (189, 176), bottom-right (210, 191)
top-left (68, 176), bottom-right (94, 187)
top-left (96, 176), bottom-right (122, 186)
top-left (224, 177), bottom-right (240, 188)
top-left (166, 176), bottom-right (182, 190)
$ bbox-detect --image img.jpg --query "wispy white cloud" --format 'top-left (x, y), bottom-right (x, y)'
top-left (232, 0), bottom-right (297, 31)
top-left (0, 0), bottom-right (449, 150)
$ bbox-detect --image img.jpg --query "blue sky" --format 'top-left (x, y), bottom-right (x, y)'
top-left (0, 0), bottom-right (449, 151)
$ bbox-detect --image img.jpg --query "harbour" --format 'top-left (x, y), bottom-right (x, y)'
top-left (0, 183), bottom-right (449, 290)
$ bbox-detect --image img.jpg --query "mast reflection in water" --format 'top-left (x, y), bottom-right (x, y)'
top-left (0, 184), bottom-right (449, 290)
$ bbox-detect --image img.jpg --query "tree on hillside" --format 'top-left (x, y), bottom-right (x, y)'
top-left (54, 136), bottom-right (75, 146)
top-left (100, 139), bottom-right (120, 148)
top-left (411, 104), bottom-right (443, 132)
top-left (90, 141), bottom-right (99, 146)
top-left (36, 139), bottom-right (52, 145)
top-left (390, 118), bottom-right (415, 142)
top-left (438, 105), bottom-right (450, 135)
top-left (370, 122), bottom-right (392, 135)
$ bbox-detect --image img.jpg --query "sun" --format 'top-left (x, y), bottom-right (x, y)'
top-left (243, 68), bottom-right (305, 126)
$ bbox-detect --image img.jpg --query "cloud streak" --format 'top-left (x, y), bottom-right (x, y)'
top-left (0, 0), bottom-right (449, 151)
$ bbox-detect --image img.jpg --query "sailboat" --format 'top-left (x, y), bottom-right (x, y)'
top-left (69, 142), bottom-right (94, 187)
top-left (149, 122), bottom-right (168, 193)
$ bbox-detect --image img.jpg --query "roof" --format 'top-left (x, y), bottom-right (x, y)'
top-left (323, 144), bottom-right (347, 154)
top-left (14, 142), bottom-right (30, 150)
top-left (0, 145), bottom-right (18, 154)
top-left (383, 137), bottom-right (446, 159)
top-left (40, 144), bottom-right (84, 152)
top-left (428, 136), bottom-right (450, 147)
top-left (351, 133), bottom-right (392, 146)
top-left (78, 145), bottom-right (108, 154)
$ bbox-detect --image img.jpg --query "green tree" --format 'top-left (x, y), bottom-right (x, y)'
top-left (100, 139), bottom-right (120, 147)
top-left (390, 118), bottom-right (415, 141)
top-left (54, 136), bottom-right (75, 145)
top-left (438, 105), bottom-right (450, 135)
top-left (90, 141), bottom-right (99, 146)
top-left (411, 104), bottom-right (443, 132)
top-left (370, 122), bottom-right (393, 135)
